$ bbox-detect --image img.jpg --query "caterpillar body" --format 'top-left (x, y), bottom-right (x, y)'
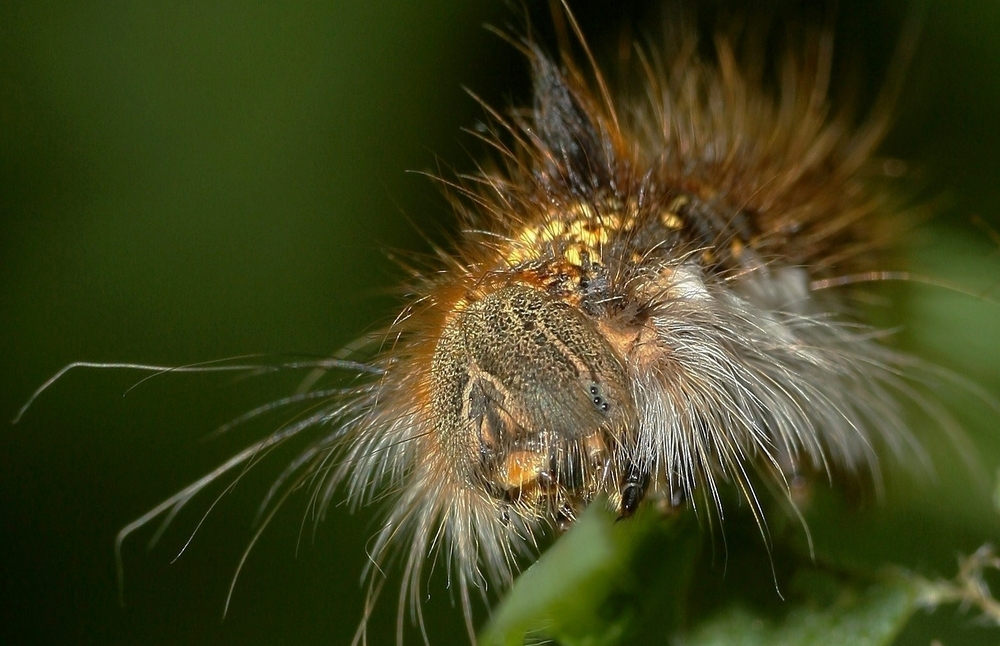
top-left (12, 3), bottom-right (1000, 646)
top-left (212, 5), bottom-right (935, 642)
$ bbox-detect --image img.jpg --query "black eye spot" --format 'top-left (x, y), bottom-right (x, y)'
top-left (589, 383), bottom-right (610, 413)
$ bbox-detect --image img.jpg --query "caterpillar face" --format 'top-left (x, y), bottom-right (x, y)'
top-left (432, 282), bottom-right (634, 521)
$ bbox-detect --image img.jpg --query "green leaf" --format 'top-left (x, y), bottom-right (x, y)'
top-left (477, 480), bottom-right (1000, 646)
top-left (479, 503), bottom-right (701, 646)
top-left (681, 574), bottom-right (919, 646)
top-left (480, 503), bottom-right (927, 646)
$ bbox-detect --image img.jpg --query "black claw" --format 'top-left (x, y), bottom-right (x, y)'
top-left (617, 464), bottom-right (650, 519)
top-left (555, 503), bottom-right (575, 532)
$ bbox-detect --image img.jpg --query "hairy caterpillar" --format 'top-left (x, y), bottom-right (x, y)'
top-left (8, 2), bottom-right (1000, 645)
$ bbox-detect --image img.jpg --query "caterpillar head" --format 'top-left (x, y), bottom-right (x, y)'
top-left (431, 283), bottom-right (636, 523)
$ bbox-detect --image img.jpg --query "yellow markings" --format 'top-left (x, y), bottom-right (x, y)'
top-left (660, 212), bottom-right (683, 230)
top-left (542, 220), bottom-right (568, 241)
top-left (660, 195), bottom-right (688, 230)
top-left (573, 201), bottom-right (597, 221)
top-left (564, 244), bottom-right (585, 267)
top-left (568, 219), bottom-right (609, 248)
top-left (518, 227), bottom-right (538, 245)
top-left (504, 195), bottom-right (747, 271)
top-left (730, 238), bottom-right (744, 258)
top-left (505, 200), bottom-right (640, 268)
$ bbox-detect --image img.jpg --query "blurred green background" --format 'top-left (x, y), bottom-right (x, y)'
top-left (2, 1), bottom-right (999, 645)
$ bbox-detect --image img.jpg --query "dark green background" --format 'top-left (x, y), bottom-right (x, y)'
top-left (2, 2), bottom-right (999, 645)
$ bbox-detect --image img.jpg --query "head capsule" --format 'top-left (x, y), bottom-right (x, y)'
top-left (430, 282), bottom-right (635, 521)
